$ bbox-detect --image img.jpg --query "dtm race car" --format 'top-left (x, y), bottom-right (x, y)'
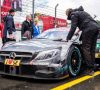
top-left (0, 27), bottom-right (99, 80)
top-left (95, 31), bottom-right (100, 59)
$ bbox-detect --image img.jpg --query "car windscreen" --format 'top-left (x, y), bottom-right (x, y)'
top-left (36, 30), bottom-right (69, 40)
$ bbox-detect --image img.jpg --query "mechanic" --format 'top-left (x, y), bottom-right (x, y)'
top-left (2, 9), bottom-right (16, 46)
top-left (21, 15), bottom-right (33, 40)
top-left (66, 6), bottom-right (100, 75)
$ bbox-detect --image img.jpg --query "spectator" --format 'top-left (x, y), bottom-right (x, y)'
top-left (2, 8), bottom-right (16, 46)
top-left (21, 15), bottom-right (33, 40)
top-left (32, 20), bottom-right (40, 38)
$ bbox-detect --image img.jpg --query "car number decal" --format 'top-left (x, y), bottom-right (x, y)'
top-left (4, 59), bottom-right (21, 66)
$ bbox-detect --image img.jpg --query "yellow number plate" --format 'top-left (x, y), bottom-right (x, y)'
top-left (95, 53), bottom-right (100, 58)
top-left (4, 59), bottom-right (21, 66)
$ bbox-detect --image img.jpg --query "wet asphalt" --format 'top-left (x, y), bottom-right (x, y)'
top-left (0, 73), bottom-right (99, 90)
top-left (67, 75), bottom-right (100, 90)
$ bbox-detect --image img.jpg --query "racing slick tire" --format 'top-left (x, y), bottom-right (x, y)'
top-left (68, 45), bottom-right (82, 77)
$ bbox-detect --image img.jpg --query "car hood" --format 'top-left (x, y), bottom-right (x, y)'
top-left (1, 39), bottom-right (65, 53)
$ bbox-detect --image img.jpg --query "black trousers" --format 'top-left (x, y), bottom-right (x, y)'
top-left (82, 29), bottom-right (99, 69)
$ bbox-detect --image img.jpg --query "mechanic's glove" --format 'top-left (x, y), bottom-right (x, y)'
top-left (74, 33), bottom-right (79, 36)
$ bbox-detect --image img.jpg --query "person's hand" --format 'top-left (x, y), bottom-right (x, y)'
top-left (74, 33), bottom-right (79, 36)
top-left (9, 34), bottom-right (14, 39)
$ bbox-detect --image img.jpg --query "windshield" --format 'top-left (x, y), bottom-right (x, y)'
top-left (36, 28), bottom-right (69, 40)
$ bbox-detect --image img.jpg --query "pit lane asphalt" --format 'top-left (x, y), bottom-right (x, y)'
top-left (0, 71), bottom-right (99, 90)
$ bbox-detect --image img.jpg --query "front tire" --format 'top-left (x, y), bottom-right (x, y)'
top-left (68, 45), bottom-right (82, 77)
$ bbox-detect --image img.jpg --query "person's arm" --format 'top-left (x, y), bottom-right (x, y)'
top-left (74, 29), bottom-right (80, 36)
top-left (67, 14), bottom-right (78, 41)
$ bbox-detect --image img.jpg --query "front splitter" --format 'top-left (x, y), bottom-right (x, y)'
top-left (0, 71), bottom-right (69, 80)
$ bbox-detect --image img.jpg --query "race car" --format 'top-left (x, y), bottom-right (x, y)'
top-left (0, 27), bottom-right (99, 80)
top-left (95, 31), bottom-right (100, 58)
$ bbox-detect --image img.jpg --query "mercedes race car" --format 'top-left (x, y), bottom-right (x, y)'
top-left (0, 28), bottom-right (99, 80)
top-left (95, 31), bottom-right (100, 58)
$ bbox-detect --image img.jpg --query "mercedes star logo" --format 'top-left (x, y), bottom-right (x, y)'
top-left (9, 52), bottom-right (16, 59)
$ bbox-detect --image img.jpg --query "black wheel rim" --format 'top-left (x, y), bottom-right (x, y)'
top-left (71, 51), bottom-right (80, 73)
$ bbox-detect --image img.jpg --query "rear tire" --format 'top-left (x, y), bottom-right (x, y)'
top-left (68, 46), bottom-right (82, 77)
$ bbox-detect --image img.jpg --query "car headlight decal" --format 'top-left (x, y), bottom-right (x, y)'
top-left (34, 49), bottom-right (60, 60)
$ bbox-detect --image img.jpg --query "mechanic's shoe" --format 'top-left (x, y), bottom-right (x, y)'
top-left (83, 69), bottom-right (95, 76)
top-left (87, 70), bottom-right (95, 76)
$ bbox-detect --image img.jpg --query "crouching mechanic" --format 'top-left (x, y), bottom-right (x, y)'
top-left (66, 6), bottom-right (100, 75)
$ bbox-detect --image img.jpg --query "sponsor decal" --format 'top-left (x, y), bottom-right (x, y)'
top-left (4, 59), bottom-right (21, 66)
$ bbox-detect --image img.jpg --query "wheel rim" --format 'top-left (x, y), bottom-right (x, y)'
top-left (70, 51), bottom-right (81, 73)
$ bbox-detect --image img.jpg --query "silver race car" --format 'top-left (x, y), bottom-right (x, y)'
top-left (0, 27), bottom-right (99, 80)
